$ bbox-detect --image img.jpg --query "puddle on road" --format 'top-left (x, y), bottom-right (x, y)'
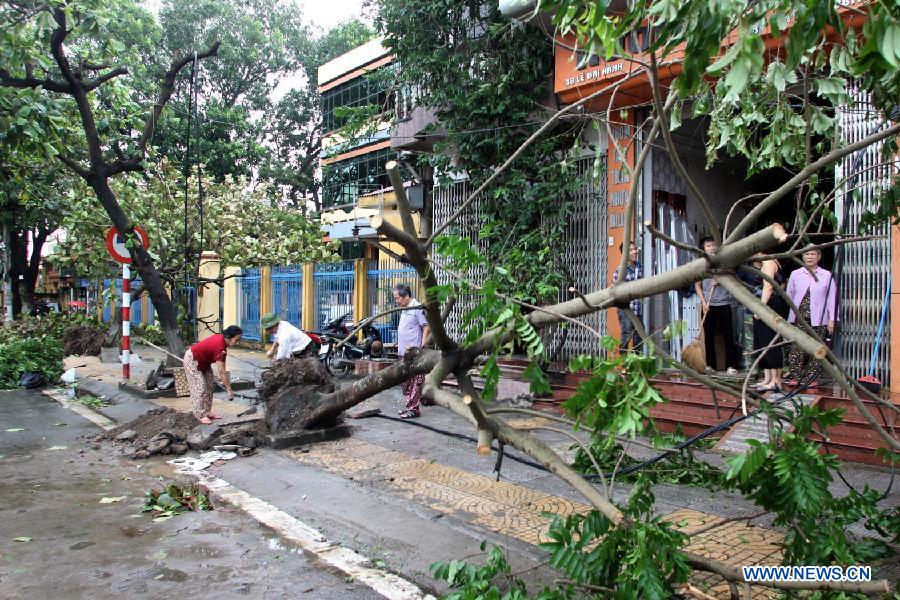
top-left (267, 536), bottom-right (303, 554)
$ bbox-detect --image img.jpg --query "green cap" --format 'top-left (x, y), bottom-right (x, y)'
top-left (260, 312), bottom-right (280, 330)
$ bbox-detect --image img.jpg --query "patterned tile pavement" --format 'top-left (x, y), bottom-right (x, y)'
top-left (287, 438), bottom-right (786, 598)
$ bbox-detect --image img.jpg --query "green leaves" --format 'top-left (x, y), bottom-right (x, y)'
top-left (0, 335), bottom-right (63, 390)
top-left (563, 345), bottom-right (664, 440)
top-left (541, 483), bottom-right (690, 599)
top-left (142, 482), bottom-right (212, 522)
top-left (431, 543), bottom-right (560, 599)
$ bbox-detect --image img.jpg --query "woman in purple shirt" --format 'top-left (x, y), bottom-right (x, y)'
top-left (785, 249), bottom-right (836, 383)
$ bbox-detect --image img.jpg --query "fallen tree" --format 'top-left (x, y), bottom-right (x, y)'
top-left (289, 0), bottom-right (900, 595)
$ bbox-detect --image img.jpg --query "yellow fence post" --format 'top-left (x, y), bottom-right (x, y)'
top-left (302, 263), bottom-right (315, 331)
top-left (259, 265), bottom-right (272, 347)
top-left (222, 267), bottom-right (240, 329)
top-left (354, 258), bottom-right (368, 339)
top-left (196, 252), bottom-right (222, 340)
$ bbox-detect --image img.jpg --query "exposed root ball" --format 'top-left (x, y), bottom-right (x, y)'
top-left (257, 357), bottom-right (331, 403)
top-left (258, 358), bottom-right (335, 432)
top-left (63, 325), bottom-right (108, 356)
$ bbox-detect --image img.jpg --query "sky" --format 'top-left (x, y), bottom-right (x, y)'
top-left (142, 0), bottom-right (370, 30)
top-left (299, 0), bottom-right (370, 31)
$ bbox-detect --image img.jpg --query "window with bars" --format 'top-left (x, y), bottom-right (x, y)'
top-left (321, 146), bottom-right (398, 210)
top-left (321, 67), bottom-right (394, 134)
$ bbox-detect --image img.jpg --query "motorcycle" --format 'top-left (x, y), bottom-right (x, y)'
top-left (311, 313), bottom-right (383, 378)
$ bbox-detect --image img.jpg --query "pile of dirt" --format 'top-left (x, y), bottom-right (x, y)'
top-left (99, 407), bottom-right (267, 459)
top-left (258, 357), bottom-right (336, 432)
top-left (63, 325), bottom-right (108, 356)
top-left (100, 407), bottom-right (198, 458)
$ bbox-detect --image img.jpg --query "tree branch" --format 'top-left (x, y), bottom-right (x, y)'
top-left (464, 224), bottom-right (788, 358)
top-left (648, 53), bottom-right (720, 244)
top-left (646, 220), bottom-right (704, 256)
top-left (136, 42), bottom-right (221, 154)
top-left (685, 551), bottom-right (893, 594)
top-left (726, 122), bottom-right (900, 243)
top-left (57, 154), bottom-right (89, 179)
top-left (0, 68), bottom-right (72, 93)
top-left (83, 67), bottom-right (128, 91)
top-left (426, 68), bottom-right (651, 247)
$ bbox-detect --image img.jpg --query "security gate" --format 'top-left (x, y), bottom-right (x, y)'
top-left (239, 268), bottom-right (261, 340)
top-left (313, 261), bottom-right (355, 330)
top-left (834, 85), bottom-right (894, 384)
top-left (271, 265), bottom-right (303, 327)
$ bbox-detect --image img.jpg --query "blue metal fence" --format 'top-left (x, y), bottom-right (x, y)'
top-left (271, 265), bottom-right (303, 327)
top-left (366, 258), bottom-right (417, 344)
top-left (239, 268), bottom-right (261, 340)
top-left (313, 261), bottom-right (355, 330)
top-left (102, 278), bottom-right (113, 322)
top-left (101, 278), bottom-right (163, 326)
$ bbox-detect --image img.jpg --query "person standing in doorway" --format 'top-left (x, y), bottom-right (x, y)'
top-left (183, 325), bottom-right (242, 424)
top-left (613, 241), bottom-right (644, 351)
top-left (753, 256), bottom-right (789, 392)
top-left (785, 248), bottom-right (836, 385)
top-left (695, 236), bottom-right (739, 375)
top-left (393, 283), bottom-right (430, 419)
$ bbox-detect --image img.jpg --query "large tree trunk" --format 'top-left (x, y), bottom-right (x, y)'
top-left (4, 225), bottom-right (46, 318)
top-left (19, 284), bottom-right (34, 316)
top-left (9, 276), bottom-right (22, 317)
top-left (104, 284), bottom-right (145, 347)
top-left (90, 178), bottom-right (186, 361)
top-left (303, 347), bottom-right (442, 427)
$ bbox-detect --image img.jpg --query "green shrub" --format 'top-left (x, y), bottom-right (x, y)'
top-left (2, 313), bottom-right (101, 341)
top-left (0, 335), bottom-right (64, 390)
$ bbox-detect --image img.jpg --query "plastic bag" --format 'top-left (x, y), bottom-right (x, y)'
top-left (61, 368), bottom-right (77, 384)
top-left (20, 371), bottom-right (46, 389)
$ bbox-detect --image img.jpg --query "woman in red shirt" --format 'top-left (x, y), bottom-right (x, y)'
top-left (183, 325), bottom-right (243, 424)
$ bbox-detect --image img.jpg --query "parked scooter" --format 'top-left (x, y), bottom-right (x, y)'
top-left (312, 313), bottom-right (383, 378)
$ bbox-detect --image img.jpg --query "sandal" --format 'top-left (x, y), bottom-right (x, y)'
top-left (207, 413), bottom-right (223, 420)
top-left (757, 385), bottom-right (783, 394)
top-left (197, 416), bottom-right (212, 425)
top-left (399, 410), bottom-right (420, 419)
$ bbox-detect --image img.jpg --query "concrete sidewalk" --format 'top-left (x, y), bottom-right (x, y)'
top-left (63, 345), bottom-right (899, 598)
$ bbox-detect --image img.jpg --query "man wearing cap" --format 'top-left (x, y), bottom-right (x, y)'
top-left (261, 313), bottom-right (315, 361)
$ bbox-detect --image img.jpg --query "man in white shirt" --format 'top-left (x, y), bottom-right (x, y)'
top-left (261, 312), bottom-right (314, 361)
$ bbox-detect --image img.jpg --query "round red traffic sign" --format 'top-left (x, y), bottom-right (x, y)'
top-left (105, 226), bottom-right (150, 264)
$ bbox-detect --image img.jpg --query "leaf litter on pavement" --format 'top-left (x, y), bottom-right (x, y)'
top-left (142, 483), bottom-right (212, 522)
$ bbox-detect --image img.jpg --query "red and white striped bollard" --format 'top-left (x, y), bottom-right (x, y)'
top-left (122, 263), bottom-right (130, 380)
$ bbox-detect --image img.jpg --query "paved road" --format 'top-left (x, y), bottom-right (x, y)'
top-left (0, 390), bottom-right (382, 600)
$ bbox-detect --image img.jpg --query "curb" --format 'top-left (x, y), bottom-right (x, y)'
top-left (191, 471), bottom-right (437, 600)
top-left (42, 388), bottom-right (117, 431)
